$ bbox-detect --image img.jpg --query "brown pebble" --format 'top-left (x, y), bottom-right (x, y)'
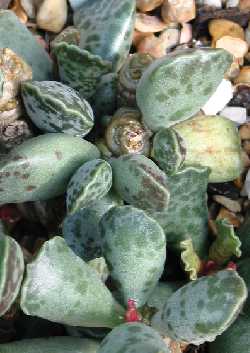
top-left (216, 207), bottom-right (242, 227)
top-left (234, 66), bottom-right (250, 84)
top-left (242, 139), bottom-right (250, 154)
top-left (135, 13), bottom-right (168, 33)
top-left (136, 0), bottom-right (164, 12)
top-left (240, 122), bottom-right (250, 140)
top-left (209, 19), bottom-right (245, 42)
top-left (213, 195), bottom-right (242, 213)
top-left (161, 0), bottom-right (196, 24)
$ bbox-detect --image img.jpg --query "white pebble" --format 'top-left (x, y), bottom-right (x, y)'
top-left (196, 0), bottom-right (222, 7)
top-left (219, 107), bottom-right (247, 124)
top-left (202, 79), bottom-right (233, 116)
top-left (37, 0), bottom-right (68, 33)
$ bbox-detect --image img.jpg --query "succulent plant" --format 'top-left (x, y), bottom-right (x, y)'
top-left (105, 108), bottom-right (151, 156)
top-left (209, 315), bottom-right (250, 353)
top-left (0, 337), bottom-right (100, 353)
top-left (63, 191), bottom-right (123, 260)
top-left (0, 10), bottom-right (52, 81)
top-left (50, 26), bottom-right (80, 50)
top-left (0, 227), bottom-right (24, 316)
top-left (74, 0), bottom-right (136, 71)
top-left (136, 48), bottom-right (233, 132)
top-left (66, 159), bottom-right (112, 214)
top-left (237, 211), bottom-right (250, 258)
top-left (21, 81), bottom-right (94, 137)
top-left (117, 53), bottom-right (154, 107)
top-left (53, 43), bottom-right (112, 100)
top-left (20, 236), bottom-right (125, 328)
top-left (100, 205), bottom-right (166, 307)
top-left (111, 154), bottom-right (170, 212)
top-left (236, 258), bottom-right (250, 315)
top-left (180, 239), bottom-right (202, 280)
top-left (151, 269), bottom-right (247, 344)
top-left (173, 115), bottom-right (243, 183)
top-left (97, 322), bottom-right (171, 353)
top-left (152, 165), bottom-right (210, 256)
top-left (0, 133), bottom-right (99, 204)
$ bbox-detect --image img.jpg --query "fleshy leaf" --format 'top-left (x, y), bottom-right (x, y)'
top-left (180, 239), bottom-right (202, 280)
top-left (147, 282), bottom-right (182, 313)
top-left (174, 115), bottom-right (243, 183)
top-left (21, 81), bottom-right (94, 137)
top-left (74, 0), bottom-right (136, 71)
top-left (93, 73), bottom-right (118, 118)
top-left (236, 258), bottom-right (250, 315)
top-left (63, 191), bottom-right (123, 261)
top-left (20, 237), bottom-right (125, 328)
top-left (209, 315), bottom-right (250, 353)
top-left (0, 233), bottom-right (24, 316)
top-left (0, 133), bottom-right (100, 204)
top-left (53, 43), bottom-right (112, 100)
top-left (152, 128), bottom-right (186, 176)
top-left (97, 322), bottom-right (171, 353)
top-left (152, 165), bottom-right (210, 257)
top-left (111, 154), bottom-right (170, 212)
top-left (209, 219), bottom-right (241, 265)
top-left (66, 159), bottom-right (112, 215)
top-left (152, 269), bottom-right (247, 345)
top-left (237, 211), bottom-right (250, 258)
top-left (0, 337), bottom-right (100, 353)
top-left (100, 206), bottom-right (166, 307)
top-left (136, 48), bottom-right (233, 132)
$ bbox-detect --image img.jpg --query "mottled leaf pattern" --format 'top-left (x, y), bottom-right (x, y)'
top-left (209, 219), bottom-right (241, 265)
top-left (0, 234), bottom-right (24, 316)
top-left (0, 133), bottom-right (99, 204)
top-left (53, 43), bottom-right (112, 99)
top-left (0, 337), bottom-right (100, 353)
top-left (136, 48), bottom-right (233, 132)
top-left (66, 159), bottom-right (112, 214)
top-left (152, 270), bottom-right (247, 345)
top-left (100, 206), bottom-right (166, 307)
top-left (74, 0), bottom-right (136, 71)
top-left (93, 73), bottom-right (118, 118)
top-left (97, 322), bottom-right (171, 353)
top-left (20, 237), bottom-right (124, 328)
top-left (111, 154), bottom-right (170, 212)
top-left (22, 81), bottom-right (94, 137)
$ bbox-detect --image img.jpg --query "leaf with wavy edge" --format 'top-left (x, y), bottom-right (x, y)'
top-left (180, 239), bottom-right (202, 280)
top-left (209, 219), bottom-right (241, 265)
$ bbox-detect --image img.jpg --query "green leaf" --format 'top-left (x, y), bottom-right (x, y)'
top-left (0, 337), bottom-right (100, 353)
top-left (236, 258), bottom-right (250, 315)
top-left (237, 211), bottom-right (250, 258)
top-left (100, 206), bottom-right (166, 307)
top-left (97, 322), bottom-right (171, 353)
top-left (180, 239), bottom-right (202, 280)
top-left (66, 159), bottom-right (112, 215)
top-left (20, 237), bottom-right (125, 328)
top-left (21, 81), bottom-right (94, 137)
top-left (0, 133), bottom-right (100, 204)
top-left (53, 43), bottom-right (112, 100)
top-left (87, 257), bottom-right (109, 283)
top-left (74, 0), bottom-right (136, 71)
top-left (174, 115), bottom-right (243, 183)
top-left (209, 219), bottom-right (241, 265)
top-left (152, 269), bottom-right (247, 344)
top-left (111, 154), bottom-right (170, 212)
top-left (147, 282), bottom-right (182, 313)
top-left (0, 233), bottom-right (24, 316)
top-left (152, 165), bottom-right (210, 257)
top-left (136, 48), bottom-right (233, 132)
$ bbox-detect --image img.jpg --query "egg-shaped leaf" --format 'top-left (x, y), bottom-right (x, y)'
top-left (100, 206), bottom-right (166, 307)
top-left (111, 154), bottom-right (170, 212)
top-left (136, 48), bottom-right (233, 132)
top-left (21, 81), bottom-right (94, 137)
top-left (0, 133), bottom-right (100, 204)
top-left (66, 159), bottom-right (112, 215)
top-left (20, 237), bottom-right (124, 328)
top-left (152, 269), bottom-right (247, 345)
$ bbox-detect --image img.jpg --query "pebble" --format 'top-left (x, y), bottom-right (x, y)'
top-left (219, 106), bottom-right (247, 124)
top-left (243, 139), bottom-right (250, 154)
top-left (213, 195), bottom-right (242, 213)
top-left (20, 0), bottom-right (42, 18)
top-left (133, 30), bottom-right (152, 47)
top-left (135, 13), bottom-right (168, 33)
top-left (180, 23), bottom-right (192, 44)
top-left (202, 79), bottom-right (233, 115)
top-left (136, 0), bottom-right (164, 12)
top-left (234, 66), bottom-right (250, 84)
top-left (161, 0), bottom-right (196, 24)
top-left (242, 169), bottom-right (250, 199)
top-left (196, 0), bottom-right (222, 7)
top-left (10, 0), bottom-right (28, 23)
top-left (209, 19), bottom-right (245, 42)
top-left (216, 36), bottom-right (248, 62)
top-left (216, 207), bottom-right (242, 227)
top-left (68, 0), bottom-right (88, 11)
top-left (37, 0), bottom-right (68, 33)
top-left (240, 0), bottom-right (250, 10)
top-left (240, 122), bottom-right (250, 140)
